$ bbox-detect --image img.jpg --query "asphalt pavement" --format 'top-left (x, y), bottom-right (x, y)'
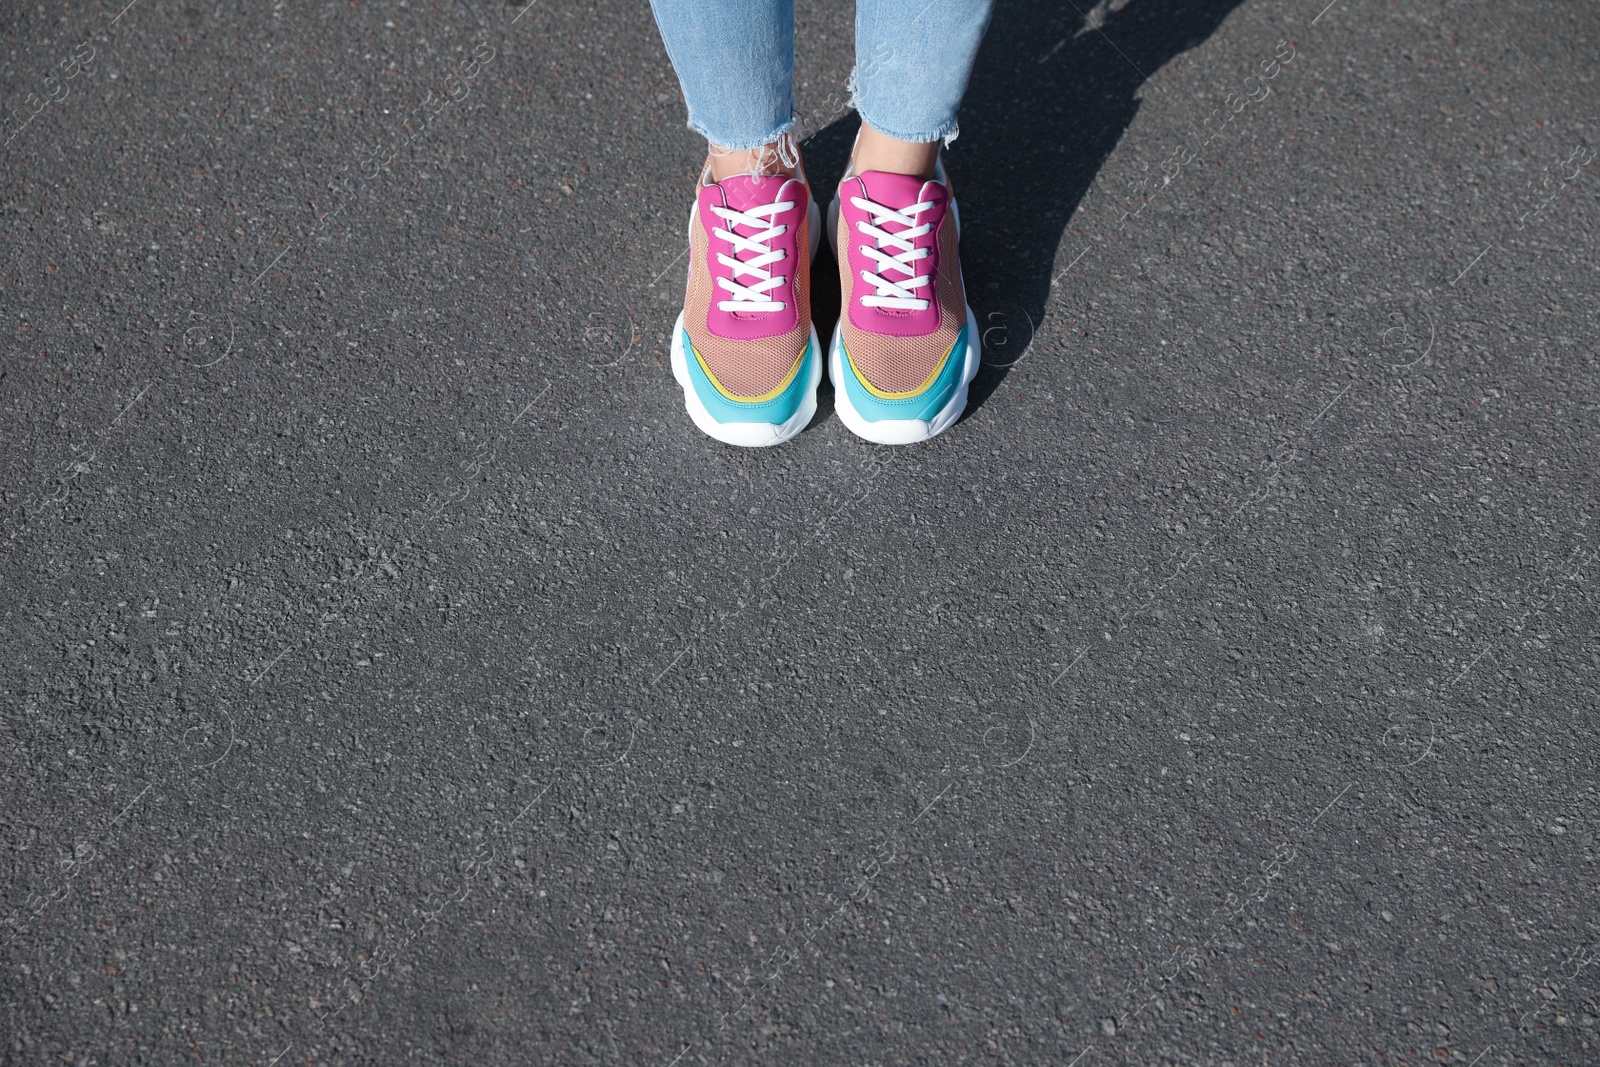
top-left (3, 0), bottom-right (1598, 1064)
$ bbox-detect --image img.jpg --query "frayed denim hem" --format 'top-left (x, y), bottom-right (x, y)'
top-left (848, 68), bottom-right (961, 148)
top-left (853, 112), bottom-right (962, 149)
top-left (685, 110), bottom-right (800, 153)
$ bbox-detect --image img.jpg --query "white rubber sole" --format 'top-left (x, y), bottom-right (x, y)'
top-left (825, 162), bottom-right (979, 446)
top-left (827, 304), bottom-right (981, 445)
top-left (671, 311), bottom-right (823, 447)
top-left (669, 189), bottom-right (823, 448)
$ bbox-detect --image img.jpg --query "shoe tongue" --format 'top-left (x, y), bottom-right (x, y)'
top-left (706, 175), bottom-right (800, 322)
top-left (713, 173), bottom-right (801, 214)
top-left (854, 170), bottom-right (943, 211)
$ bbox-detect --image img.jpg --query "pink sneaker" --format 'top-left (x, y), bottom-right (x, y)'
top-left (668, 160), bottom-right (822, 447)
top-left (826, 158), bottom-right (980, 444)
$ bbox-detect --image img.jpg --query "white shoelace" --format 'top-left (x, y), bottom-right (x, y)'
top-left (850, 194), bottom-right (936, 311)
top-left (709, 199), bottom-right (794, 313)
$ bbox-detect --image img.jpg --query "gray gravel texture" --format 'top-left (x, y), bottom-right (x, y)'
top-left (3, 0), bottom-right (1598, 1064)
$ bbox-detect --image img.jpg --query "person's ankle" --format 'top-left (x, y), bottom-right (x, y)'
top-left (707, 137), bottom-right (800, 182)
top-left (849, 121), bottom-right (938, 180)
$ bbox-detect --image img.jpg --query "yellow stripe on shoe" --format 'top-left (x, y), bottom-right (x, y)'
top-left (847, 336), bottom-right (959, 401)
top-left (691, 340), bottom-right (805, 404)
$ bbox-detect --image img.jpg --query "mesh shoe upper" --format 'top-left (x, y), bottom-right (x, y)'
top-left (835, 170), bottom-right (966, 396)
top-left (683, 173), bottom-right (813, 401)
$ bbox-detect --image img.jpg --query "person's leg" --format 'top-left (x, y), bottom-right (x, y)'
top-left (849, 0), bottom-right (995, 178)
top-left (648, 0), bottom-right (800, 178)
top-left (648, 0), bottom-right (823, 447)
top-left (825, 0), bottom-right (995, 445)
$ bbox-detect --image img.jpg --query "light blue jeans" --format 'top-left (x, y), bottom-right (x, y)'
top-left (647, 0), bottom-right (995, 150)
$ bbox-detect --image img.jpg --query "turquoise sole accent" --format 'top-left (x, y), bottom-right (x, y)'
top-left (837, 324), bottom-right (970, 424)
top-left (682, 331), bottom-right (813, 426)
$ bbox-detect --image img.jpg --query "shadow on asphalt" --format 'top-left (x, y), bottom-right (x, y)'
top-left (802, 0), bottom-right (1250, 429)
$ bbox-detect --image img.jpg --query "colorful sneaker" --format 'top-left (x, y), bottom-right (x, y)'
top-left (826, 158), bottom-right (980, 445)
top-left (668, 160), bottom-right (822, 447)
